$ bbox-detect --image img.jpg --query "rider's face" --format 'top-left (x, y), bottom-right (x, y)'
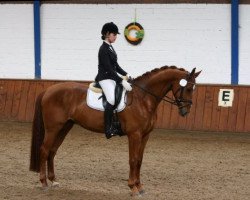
top-left (107, 33), bottom-right (117, 43)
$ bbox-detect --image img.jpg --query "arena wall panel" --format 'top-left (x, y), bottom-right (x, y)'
top-left (155, 84), bottom-right (250, 132)
top-left (0, 79), bottom-right (249, 133)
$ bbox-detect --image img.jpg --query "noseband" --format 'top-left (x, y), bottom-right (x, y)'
top-left (172, 84), bottom-right (193, 108)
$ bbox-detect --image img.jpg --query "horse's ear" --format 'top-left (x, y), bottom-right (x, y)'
top-left (194, 70), bottom-right (202, 78)
top-left (190, 68), bottom-right (196, 76)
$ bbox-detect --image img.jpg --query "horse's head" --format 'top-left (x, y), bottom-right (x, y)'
top-left (171, 68), bottom-right (201, 117)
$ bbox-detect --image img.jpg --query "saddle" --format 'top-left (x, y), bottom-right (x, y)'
top-left (87, 82), bottom-right (125, 135)
top-left (88, 82), bottom-right (124, 109)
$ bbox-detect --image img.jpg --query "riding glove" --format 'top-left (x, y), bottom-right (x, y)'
top-left (122, 74), bottom-right (131, 81)
top-left (122, 80), bottom-right (132, 91)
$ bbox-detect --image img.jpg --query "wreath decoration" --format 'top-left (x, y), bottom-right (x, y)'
top-left (124, 22), bottom-right (144, 45)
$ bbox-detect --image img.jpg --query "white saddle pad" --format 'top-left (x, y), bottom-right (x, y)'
top-left (86, 88), bottom-right (127, 112)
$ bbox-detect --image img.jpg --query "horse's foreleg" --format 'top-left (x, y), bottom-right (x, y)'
top-left (128, 132), bottom-right (142, 196)
top-left (47, 121), bottom-right (74, 186)
top-left (136, 133), bottom-right (150, 194)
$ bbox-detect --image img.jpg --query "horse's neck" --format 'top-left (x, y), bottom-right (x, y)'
top-left (135, 70), bottom-right (180, 111)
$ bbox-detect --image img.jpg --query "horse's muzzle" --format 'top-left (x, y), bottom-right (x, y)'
top-left (179, 106), bottom-right (189, 117)
top-left (176, 99), bottom-right (192, 117)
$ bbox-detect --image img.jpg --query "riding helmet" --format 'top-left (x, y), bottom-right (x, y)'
top-left (101, 22), bottom-right (120, 37)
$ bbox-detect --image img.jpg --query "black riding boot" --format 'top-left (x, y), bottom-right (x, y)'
top-left (104, 103), bottom-right (119, 139)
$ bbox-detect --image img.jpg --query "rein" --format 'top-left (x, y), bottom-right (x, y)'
top-left (129, 79), bottom-right (178, 105)
top-left (129, 78), bottom-right (193, 108)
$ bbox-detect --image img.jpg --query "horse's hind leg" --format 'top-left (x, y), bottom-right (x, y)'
top-left (40, 124), bottom-right (64, 187)
top-left (47, 121), bottom-right (74, 186)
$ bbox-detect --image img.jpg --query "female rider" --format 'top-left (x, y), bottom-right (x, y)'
top-left (95, 22), bottom-right (132, 139)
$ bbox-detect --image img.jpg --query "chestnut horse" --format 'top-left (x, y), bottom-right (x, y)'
top-left (30, 66), bottom-right (201, 196)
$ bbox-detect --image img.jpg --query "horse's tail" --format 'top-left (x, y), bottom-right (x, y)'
top-left (29, 91), bottom-right (45, 172)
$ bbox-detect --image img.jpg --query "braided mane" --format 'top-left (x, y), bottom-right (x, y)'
top-left (134, 65), bottom-right (186, 81)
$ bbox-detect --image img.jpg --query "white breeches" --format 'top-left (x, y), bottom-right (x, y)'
top-left (99, 79), bottom-right (116, 105)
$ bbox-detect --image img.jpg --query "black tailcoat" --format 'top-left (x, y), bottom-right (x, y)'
top-left (95, 42), bottom-right (127, 83)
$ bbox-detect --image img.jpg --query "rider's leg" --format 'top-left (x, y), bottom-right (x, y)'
top-left (99, 79), bottom-right (118, 139)
top-left (104, 102), bottom-right (118, 139)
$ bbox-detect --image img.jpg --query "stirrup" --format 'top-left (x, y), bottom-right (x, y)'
top-left (106, 133), bottom-right (117, 139)
top-left (105, 126), bottom-right (119, 139)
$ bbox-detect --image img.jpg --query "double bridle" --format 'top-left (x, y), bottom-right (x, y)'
top-left (172, 82), bottom-right (194, 108)
top-left (128, 77), bottom-right (195, 109)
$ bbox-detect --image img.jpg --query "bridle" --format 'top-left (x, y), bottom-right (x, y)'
top-left (128, 76), bottom-right (195, 109)
top-left (172, 81), bottom-right (194, 108)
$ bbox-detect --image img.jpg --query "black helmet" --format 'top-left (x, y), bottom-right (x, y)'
top-left (101, 22), bottom-right (120, 36)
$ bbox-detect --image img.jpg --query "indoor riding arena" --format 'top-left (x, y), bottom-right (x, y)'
top-left (0, 1), bottom-right (249, 200)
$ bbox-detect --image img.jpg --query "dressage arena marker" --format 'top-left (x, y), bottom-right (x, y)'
top-left (218, 89), bottom-right (234, 107)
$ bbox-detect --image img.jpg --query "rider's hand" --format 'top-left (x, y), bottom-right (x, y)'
top-left (126, 74), bottom-right (133, 79)
top-left (122, 74), bottom-right (132, 81)
top-left (125, 74), bottom-right (134, 83)
top-left (122, 75), bottom-right (129, 81)
top-left (122, 80), bottom-right (132, 91)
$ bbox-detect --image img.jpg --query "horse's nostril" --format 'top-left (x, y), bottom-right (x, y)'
top-left (182, 112), bottom-right (187, 117)
top-left (179, 108), bottom-right (188, 117)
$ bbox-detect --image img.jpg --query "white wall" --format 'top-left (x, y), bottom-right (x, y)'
top-left (0, 3), bottom-right (249, 85)
top-left (239, 5), bottom-right (250, 85)
top-left (0, 4), bottom-right (34, 79)
top-left (40, 4), bottom-right (232, 84)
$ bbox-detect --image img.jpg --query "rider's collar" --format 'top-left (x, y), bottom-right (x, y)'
top-left (104, 40), bottom-right (111, 46)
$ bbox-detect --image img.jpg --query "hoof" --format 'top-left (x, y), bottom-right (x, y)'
top-left (137, 184), bottom-right (145, 195)
top-left (51, 181), bottom-right (60, 187)
top-left (41, 185), bottom-right (49, 191)
top-left (41, 182), bottom-right (48, 189)
top-left (130, 186), bottom-right (140, 197)
top-left (139, 189), bottom-right (145, 195)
